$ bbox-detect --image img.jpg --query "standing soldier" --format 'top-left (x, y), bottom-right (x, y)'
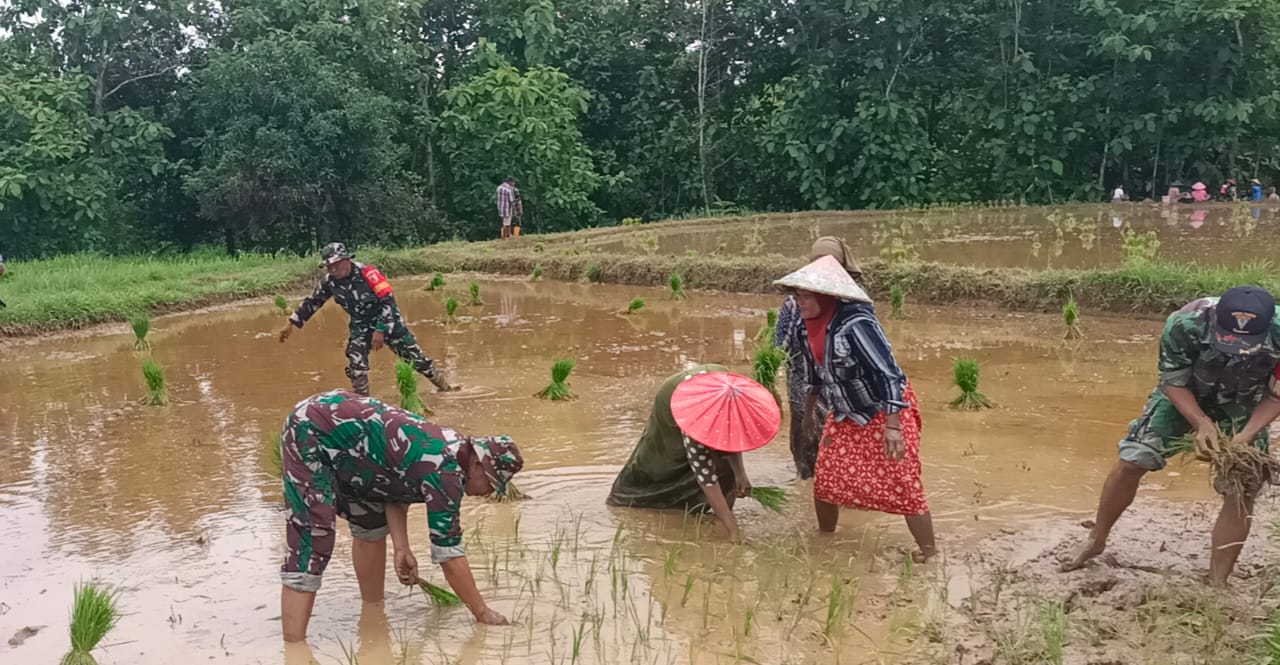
top-left (496, 177), bottom-right (522, 240)
top-left (278, 243), bottom-right (454, 395)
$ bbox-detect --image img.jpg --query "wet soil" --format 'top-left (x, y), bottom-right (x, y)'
top-left (0, 276), bottom-right (1266, 664)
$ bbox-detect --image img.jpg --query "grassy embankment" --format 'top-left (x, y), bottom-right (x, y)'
top-left (3, 213), bottom-right (1279, 335)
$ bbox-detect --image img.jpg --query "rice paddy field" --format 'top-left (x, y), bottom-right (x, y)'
top-left (4, 203), bottom-right (1280, 664)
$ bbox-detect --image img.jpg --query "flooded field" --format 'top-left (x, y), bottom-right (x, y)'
top-left (585, 204), bottom-right (1280, 270)
top-left (0, 276), bottom-right (1255, 664)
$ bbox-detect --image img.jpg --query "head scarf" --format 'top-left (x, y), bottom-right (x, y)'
top-left (809, 236), bottom-right (862, 280)
top-left (470, 435), bottom-right (524, 497)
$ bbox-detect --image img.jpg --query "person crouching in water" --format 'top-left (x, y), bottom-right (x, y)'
top-left (774, 256), bottom-right (937, 562)
top-left (278, 390), bottom-right (523, 641)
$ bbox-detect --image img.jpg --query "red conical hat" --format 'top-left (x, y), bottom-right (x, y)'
top-left (772, 255), bottom-right (872, 302)
top-left (670, 372), bottom-right (780, 453)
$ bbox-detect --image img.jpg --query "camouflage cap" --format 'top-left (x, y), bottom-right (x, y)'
top-left (320, 242), bottom-right (354, 266)
top-left (471, 435), bottom-right (524, 497)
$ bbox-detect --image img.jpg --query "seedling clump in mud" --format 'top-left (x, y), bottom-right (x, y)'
top-left (949, 357), bottom-right (992, 410)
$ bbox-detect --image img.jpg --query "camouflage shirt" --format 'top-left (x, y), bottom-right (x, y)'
top-left (290, 261), bottom-right (399, 333)
top-left (286, 390), bottom-right (469, 562)
top-left (1158, 297), bottom-right (1280, 407)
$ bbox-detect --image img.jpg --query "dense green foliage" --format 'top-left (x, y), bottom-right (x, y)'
top-left (3, 0), bottom-right (1280, 258)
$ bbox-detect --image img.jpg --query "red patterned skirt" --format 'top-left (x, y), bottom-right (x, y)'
top-left (813, 385), bottom-right (929, 516)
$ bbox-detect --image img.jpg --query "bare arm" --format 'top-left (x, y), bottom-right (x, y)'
top-left (1236, 396), bottom-right (1280, 443)
top-left (440, 556), bottom-right (489, 617)
top-left (725, 453), bottom-right (750, 497)
top-left (385, 503), bottom-right (411, 551)
top-left (699, 483), bottom-right (741, 543)
top-left (1162, 385), bottom-right (1214, 429)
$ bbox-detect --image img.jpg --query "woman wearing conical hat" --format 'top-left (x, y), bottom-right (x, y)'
top-left (775, 256), bottom-right (936, 561)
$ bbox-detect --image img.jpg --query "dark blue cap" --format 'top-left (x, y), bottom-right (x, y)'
top-left (1213, 285), bottom-right (1276, 355)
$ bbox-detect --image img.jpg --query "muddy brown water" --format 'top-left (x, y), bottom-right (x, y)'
top-left (0, 277), bottom-right (1224, 663)
top-left (587, 204), bottom-right (1280, 270)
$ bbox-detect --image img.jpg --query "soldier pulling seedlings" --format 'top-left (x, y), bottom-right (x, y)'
top-left (1065, 286), bottom-right (1280, 587)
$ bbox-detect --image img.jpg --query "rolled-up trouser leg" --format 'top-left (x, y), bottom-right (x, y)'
top-left (280, 415), bottom-right (338, 593)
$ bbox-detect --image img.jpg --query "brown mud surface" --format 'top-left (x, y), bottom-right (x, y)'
top-left (1, 276), bottom-right (1275, 664)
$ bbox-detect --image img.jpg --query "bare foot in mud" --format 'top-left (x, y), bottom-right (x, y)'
top-left (1061, 537), bottom-right (1105, 572)
top-left (912, 550), bottom-right (934, 564)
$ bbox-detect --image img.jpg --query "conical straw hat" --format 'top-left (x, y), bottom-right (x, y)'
top-left (772, 255), bottom-right (872, 303)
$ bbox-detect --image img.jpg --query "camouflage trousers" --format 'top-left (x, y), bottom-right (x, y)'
top-left (345, 321), bottom-right (438, 395)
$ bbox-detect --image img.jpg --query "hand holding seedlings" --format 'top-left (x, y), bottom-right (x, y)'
top-left (1193, 420), bottom-right (1221, 461)
top-left (371, 331), bottom-right (386, 351)
top-left (394, 549), bottom-right (419, 586)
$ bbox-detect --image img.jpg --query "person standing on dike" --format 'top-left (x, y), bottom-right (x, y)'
top-left (1062, 286), bottom-right (1280, 586)
top-left (279, 243), bottom-right (454, 396)
top-left (606, 365), bottom-right (781, 543)
top-left (775, 236), bottom-right (864, 479)
top-left (774, 256), bottom-right (937, 562)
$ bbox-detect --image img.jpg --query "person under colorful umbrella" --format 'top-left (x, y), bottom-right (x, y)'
top-left (774, 256), bottom-right (937, 562)
top-left (606, 365), bottom-right (781, 543)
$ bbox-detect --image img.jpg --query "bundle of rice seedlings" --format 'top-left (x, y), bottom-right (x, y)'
top-left (890, 285), bottom-right (905, 319)
top-left (529, 265), bottom-right (544, 282)
top-left (670, 273), bottom-right (686, 300)
top-left (444, 297), bottom-right (459, 322)
top-left (1170, 432), bottom-right (1280, 498)
top-left (534, 242), bottom-right (545, 253)
top-left (61, 582), bottom-right (119, 665)
top-left (754, 309), bottom-right (779, 344)
top-left (274, 295), bottom-right (289, 314)
top-left (750, 486), bottom-right (789, 513)
top-left (948, 358), bottom-right (992, 410)
top-left (753, 345), bottom-right (788, 405)
top-left (1063, 295), bottom-right (1082, 339)
top-left (469, 281), bottom-right (483, 306)
top-left (492, 480), bottom-right (529, 502)
top-left (140, 357), bottom-right (169, 406)
top-left (396, 360), bottom-right (429, 416)
top-left (417, 580), bottom-right (462, 606)
top-left (626, 297), bottom-right (645, 315)
top-left (130, 314), bottom-right (151, 351)
top-left (425, 273), bottom-right (445, 292)
top-left (586, 264), bottom-right (604, 283)
top-left (266, 431), bottom-right (283, 478)
top-left (535, 358), bottom-right (576, 400)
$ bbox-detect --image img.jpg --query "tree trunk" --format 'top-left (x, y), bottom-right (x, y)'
top-left (696, 0), bottom-right (712, 214)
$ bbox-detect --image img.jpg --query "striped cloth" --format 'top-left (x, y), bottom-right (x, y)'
top-left (496, 182), bottom-right (519, 219)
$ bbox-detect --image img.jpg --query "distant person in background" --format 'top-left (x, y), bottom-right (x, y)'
top-left (0, 252), bottom-right (6, 308)
top-left (1220, 179), bottom-right (1238, 201)
top-left (1269, 187), bottom-right (1280, 202)
top-left (1251, 179), bottom-right (1265, 202)
top-left (496, 177), bottom-right (522, 240)
top-left (1191, 182), bottom-right (1210, 203)
top-left (1111, 185), bottom-right (1128, 203)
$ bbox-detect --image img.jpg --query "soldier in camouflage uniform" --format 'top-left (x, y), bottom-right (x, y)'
top-left (279, 243), bottom-right (453, 395)
top-left (1064, 286), bottom-right (1280, 585)
top-left (279, 389), bottom-right (524, 641)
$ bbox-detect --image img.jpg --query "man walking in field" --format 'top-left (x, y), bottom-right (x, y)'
top-left (496, 177), bottom-right (522, 239)
top-left (1063, 286), bottom-right (1280, 586)
top-left (279, 243), bottom-right (454, 395)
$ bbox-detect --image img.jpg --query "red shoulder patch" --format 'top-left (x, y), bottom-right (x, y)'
top-left (361, 265), bottom-right (393, 298)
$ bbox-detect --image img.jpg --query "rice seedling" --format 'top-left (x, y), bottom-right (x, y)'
top-left (669, 273), bottom-right (686, 300)
top-left (444, 296), bottom-right (459, 322)
top-left (130, 314), bottom-right (151, 350)
top-left (61, 582), bottom-right (119, 665)
top-left (586, 263), bottom-right (604, 283)
top-left (823, 574), bottom-right (846, 640)
top-left (266, 431), bottom-right (283, 478)
top-left (529, 265), bottom-right (543, 282)
top-left (140, 357), bottom-right (169, 406)
top-left (750, 485), bottom-right (789, 512)
top-left (469, 281), bottom-right (482, 306)
top-left (534, 358), bottom-right (576, 401)
top-left (681, 574), bottom-right (695, 607)
top-left (1063, 295), bottom-right (1082, 339)
top-left (754, 308), bottom-right (779, 344)
top-left (493, 480), bottom-right (528, 502)
top-left (625, 297), bottom-right (645, 315)
top-left (274, 295), bottom-right (289, 314)
top-left (890, 285), bottom-right (905, 319)
top-left (425, 272), bottom-right (445, 291)
top-left (417, 579), bottom-right (462, 606)
top-left (395, 360), bottom-right (428, 416)
top-left (1169, 431), bottom-right (1280, 498)
top-left (752, 345), bottom-right (788, 404)
top-left (948, 357), bottom-right (993, 410)
top-left (1039, 600), bottom-right (1067, 665)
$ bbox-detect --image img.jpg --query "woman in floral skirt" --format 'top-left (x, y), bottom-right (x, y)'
top-left (775, 256), bottom-right (936, 561)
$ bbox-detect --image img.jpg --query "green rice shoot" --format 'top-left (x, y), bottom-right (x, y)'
top-left (1063, 295), bottom-right (1082, 339)
top-left (273, 295), bottom-right (288, 314)
top-left (755, 309), bottom-right (779, 344)
top-left (396, 360), bottom-right (429, 416)
top-left (266, 431), bottom-right (283, 478)
top-left (753, 345), bottom-right (788, 405)
top-left (61, 582), bottom-right (119, 665)
top-left (587, 263), bottom-right (604, 283)
top-left (469, 281), bottom-right (483, 306)
top-left (493, 480), bottom-right (529, 502)
top-left (417, 579), bottom-right (463, 606)
top-left (670, 273), bottom-right (686, 300)
top-left (444, 296), bottom-right (459, 322)
top-left (130, 314), bottom-right (151, 350)
top-left (948, 357), bottom-right (992, 410)
top-left (141, 357), bottom-right (169, 406)
top-left (750, 486), bottom-right (789, 512)
top-left (535, 357), bottom-right (576, 400)
top-left (530, 265), bottom-right (544, 282)
top-left (890, 285), bottom-right (905, 319)
top-left (626, 297), bottom-right (645, 315)
top-left (426, 272), bottom-right (445, 291)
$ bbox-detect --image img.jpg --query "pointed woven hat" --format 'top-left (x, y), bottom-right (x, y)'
top-left (773, 255), bottom-right (872, 303)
